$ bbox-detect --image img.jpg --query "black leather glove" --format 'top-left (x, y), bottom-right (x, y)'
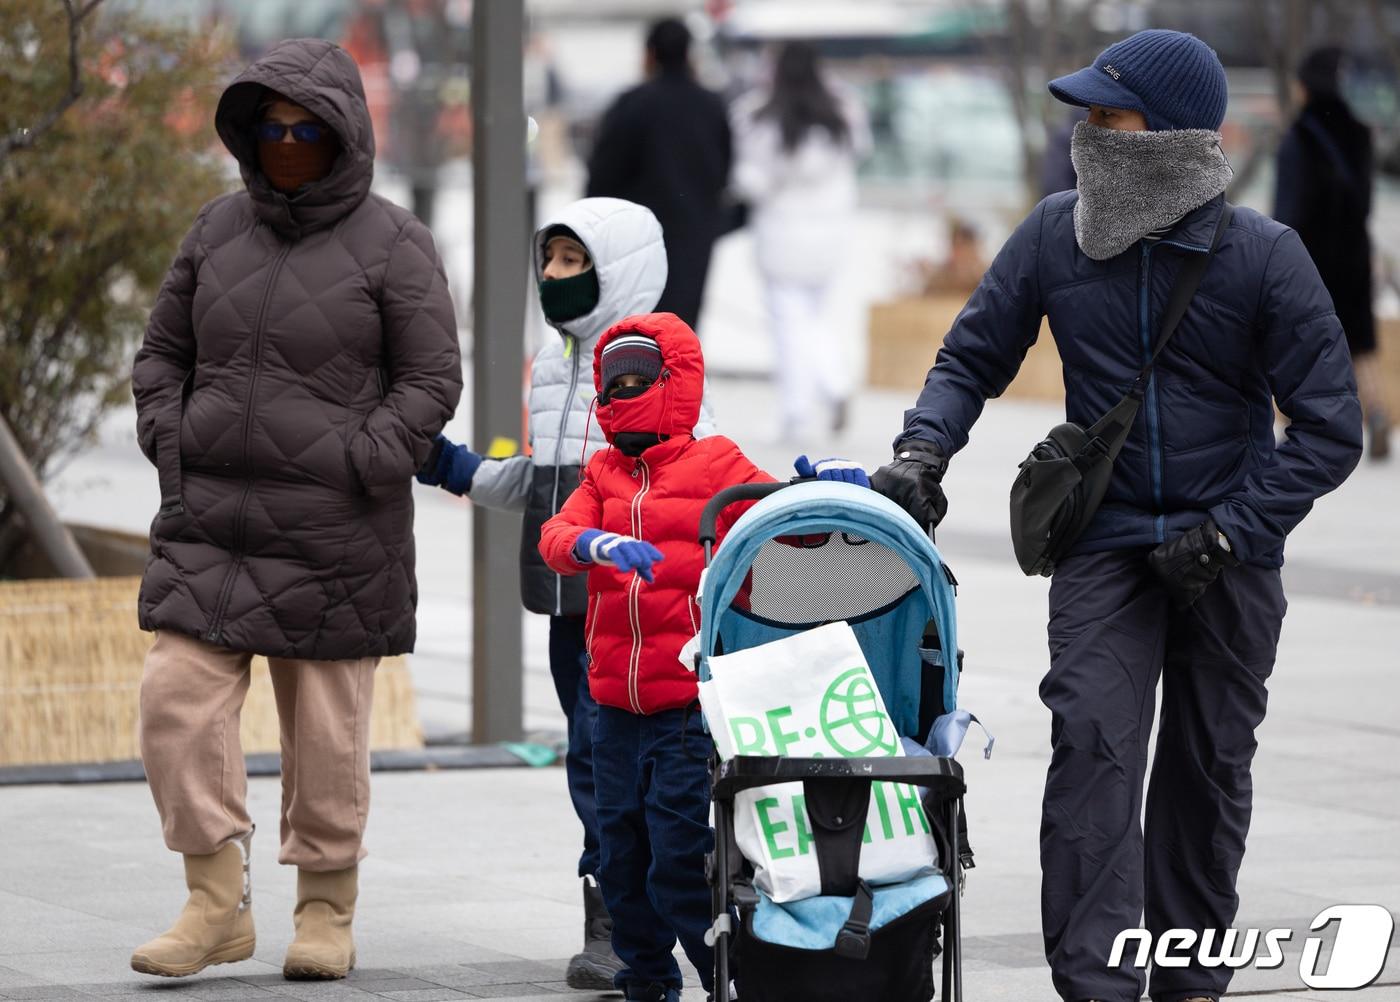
top-left (870, 439), bottom-right (949, 530)
top-left (1147, 518), bottom-right (1240, 608)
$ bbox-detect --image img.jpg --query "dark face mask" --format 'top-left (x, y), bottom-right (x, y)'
top-left (539, 268), bottom-right (600, 323)
top-left (258, 135), bottom-right (338, 194)
top-left (613, 432), bottom-right (665, 456)
top-left (603, 382), bottom-right (651, 404)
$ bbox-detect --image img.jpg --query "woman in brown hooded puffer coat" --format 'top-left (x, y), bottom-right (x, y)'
top-left (129, 39), bottom-right (461, 980)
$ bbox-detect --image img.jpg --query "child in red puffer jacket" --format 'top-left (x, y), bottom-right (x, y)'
top-left (539, 312), bottom-right (868, 1002)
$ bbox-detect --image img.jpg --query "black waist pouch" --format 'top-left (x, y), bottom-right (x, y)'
top-left (1010, 394), bottom-right (1139, 577)
top-left (1009, 205), bottom-right (1233, 577)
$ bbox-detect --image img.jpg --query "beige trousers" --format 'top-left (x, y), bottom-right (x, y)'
top-left (139, 629), bottom-right (378, 871)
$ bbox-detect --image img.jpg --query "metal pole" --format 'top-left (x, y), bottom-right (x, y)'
top-left (469, 0), bottom-right (525, 743)
top-left (0, 414), bottom-right (95, 579)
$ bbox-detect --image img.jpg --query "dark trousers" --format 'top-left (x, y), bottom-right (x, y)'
top-left (593, 704), bottom-right (715, 996)
top-left (549, 615), bottom-right (601, 879)
top-left (1040, 550), bottom-right (1286, 1002)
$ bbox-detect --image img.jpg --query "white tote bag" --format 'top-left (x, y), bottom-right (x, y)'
top-left (698, 621), bottom-right (937, 903)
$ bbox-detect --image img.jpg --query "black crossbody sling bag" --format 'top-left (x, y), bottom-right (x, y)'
top-left (1009, 204), bottom-right (1234, 578)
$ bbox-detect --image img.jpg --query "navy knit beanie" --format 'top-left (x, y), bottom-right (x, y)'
top-left (1049, 29), bottom-right (1228, 132)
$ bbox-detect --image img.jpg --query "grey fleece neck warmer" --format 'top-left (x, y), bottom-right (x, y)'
top-left (1071, 121), bottom-right (1232, 260)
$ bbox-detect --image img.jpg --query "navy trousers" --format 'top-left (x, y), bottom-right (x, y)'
top-left (1040, 550), bottom-right (1286, 1002)
top-left (549, 615), bottom-right (601, 879)
top-left (593, 704), bottom-right (715, 997)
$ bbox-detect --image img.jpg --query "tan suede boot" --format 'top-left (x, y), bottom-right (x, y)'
top-left (131, 833), bottom-right (255, 977)
top-left (282, 866), bottom-right (357, 979)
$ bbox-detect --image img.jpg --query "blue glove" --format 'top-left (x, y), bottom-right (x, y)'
top-left (574, 529), bottom-right (665, 583)
top-left (416, 435), bottom-right (483, 496)
top-left (794, 455), bottom-right (871, 489)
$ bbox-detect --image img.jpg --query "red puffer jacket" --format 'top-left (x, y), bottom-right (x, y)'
top-left (539, 313), bottom-right (774, 713)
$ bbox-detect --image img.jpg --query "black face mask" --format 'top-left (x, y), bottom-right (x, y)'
top-left (603, 382), bottom-right (651, 405)
top-left (613, 432), bottom-right (665, 457)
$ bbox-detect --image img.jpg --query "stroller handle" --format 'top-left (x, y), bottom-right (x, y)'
top-left (697, 480), bottom-right (801, 548)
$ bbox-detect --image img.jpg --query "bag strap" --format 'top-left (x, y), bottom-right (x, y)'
top-left (1086, 203), bottom-right (1234, 459)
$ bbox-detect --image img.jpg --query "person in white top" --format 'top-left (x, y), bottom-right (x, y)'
top-left (731, 42), bottom-right (871, 441)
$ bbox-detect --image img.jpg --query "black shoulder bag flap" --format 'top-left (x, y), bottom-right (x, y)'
top-left (1009, 204), bottom-right (1233, 578)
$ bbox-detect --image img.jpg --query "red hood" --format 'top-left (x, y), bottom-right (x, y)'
top-left (593, 312), bottom-right (705, 445)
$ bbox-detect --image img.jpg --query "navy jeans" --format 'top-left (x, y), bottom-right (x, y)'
top-left (549, 615), bottom-right (601, 879)
top-left (593, 703), bottom-right (714, 997)
top-left (1040, 550), bottom-right (1286, 1002)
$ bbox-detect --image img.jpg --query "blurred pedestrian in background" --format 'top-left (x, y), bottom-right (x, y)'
top-left (1275, 46), bottom-right (1391, 460)
top-left (586, 18), bottom-right (732, 331)
top-left (730, 41), bottom-right (870, 442)
top-left (871, 29), bottom-right (1360, 1002)
top-left (130, 39), bottom-right (460, 982)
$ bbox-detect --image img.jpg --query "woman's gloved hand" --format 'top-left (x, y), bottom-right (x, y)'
top-left (870, 440), bottom-right (949, 529)
top-left (415, 435), bottom-right (483, 496)
top-left (1147, 518), bottom-right (1239, 608)
top-left (794, 455), bottom-right (871, 488)
top-left (574, 529), bottom-right (666, 583)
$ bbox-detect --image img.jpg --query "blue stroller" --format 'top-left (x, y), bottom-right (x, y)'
top-left (696, 480), bottom-right (971, 1002)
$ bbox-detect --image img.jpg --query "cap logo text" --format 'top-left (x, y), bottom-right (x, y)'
top-left (1103, 63), bottom-right (1122, 80)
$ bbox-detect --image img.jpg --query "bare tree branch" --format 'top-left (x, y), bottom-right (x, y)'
top-left (0, 0), bottom-right (106, 165)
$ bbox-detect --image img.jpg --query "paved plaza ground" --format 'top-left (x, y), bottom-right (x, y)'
top-left (17, 375), bottom-right (1400, 999)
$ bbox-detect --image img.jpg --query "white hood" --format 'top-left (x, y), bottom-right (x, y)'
top-left (533, 197), bottom-right (668, 347)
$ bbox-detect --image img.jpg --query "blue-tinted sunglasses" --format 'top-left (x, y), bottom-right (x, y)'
top-left (256, 121), bottom-right (327, 143)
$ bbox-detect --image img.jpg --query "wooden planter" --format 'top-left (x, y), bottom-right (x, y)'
top-left (867, 295), bottom-right (1064, 401)
top-left (0, 575), bottom-right (423, 768)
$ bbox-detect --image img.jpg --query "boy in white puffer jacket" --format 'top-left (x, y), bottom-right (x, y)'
top-left (416, 197), bottom-right (715, 989)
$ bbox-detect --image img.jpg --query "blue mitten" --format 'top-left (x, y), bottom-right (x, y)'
top-left (574, 529), bottom-right (666, 583)
top-left (794, 455), bottom-right (871, 489)
top-left (416, 435), bottom-right (483, 496)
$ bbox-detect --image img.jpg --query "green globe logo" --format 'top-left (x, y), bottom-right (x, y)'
top-left (819, 667), bottom-right (895, 758)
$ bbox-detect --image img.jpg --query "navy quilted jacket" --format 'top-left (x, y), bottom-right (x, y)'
top-left (133, 40), bottom-right (461, 658)
top-left (900, 192), bottom-right (1361, 567)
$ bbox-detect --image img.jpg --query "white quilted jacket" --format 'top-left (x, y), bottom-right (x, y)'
top-left (469, 197), bottom-right (717, 615)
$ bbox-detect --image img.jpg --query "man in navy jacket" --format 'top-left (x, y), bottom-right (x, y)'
top-left (874, 30), bottom-right (1361, 1002)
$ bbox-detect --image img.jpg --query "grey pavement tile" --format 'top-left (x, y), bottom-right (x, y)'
top-left (325, 981), bottom-right (438, 995)
top-left (378, 968), bottom-right (487, 990)
top-left (0, 974), bottom-right (49, 993)
top-left (374, 991), bottom-right (473, 1001)
top-left (456, 988), bottom-right (567, 1000)
top-left (960, 929), bottom-right (1050, 970)
top-left (0, 952), bottom-right (270, 991)
top-left (375, 974), bottom-right (493, 992)
top-left (177, 982), bottom-right (276, 999)
top-left (0, 991), bottom-right (98, 1002)
top-left (451, 967), bottom-right (558, 988)
top-left (331, 975), bottom-right (409, 987)
top-left (261, 987), bottom-right (381, 1002)
top-left (0, 894), bottom-right (149, 955)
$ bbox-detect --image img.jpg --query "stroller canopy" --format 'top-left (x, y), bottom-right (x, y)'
top-left (699, 482), bottom-right (961, 726)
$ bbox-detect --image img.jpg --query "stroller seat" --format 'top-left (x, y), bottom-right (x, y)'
top-left (749, 873), bottom-right (952, 951)
top-left (697, 481), bottom-right (972, 1002)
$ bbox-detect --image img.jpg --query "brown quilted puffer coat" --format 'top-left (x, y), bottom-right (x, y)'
top-left (133, 39), bottom-right (462, 659)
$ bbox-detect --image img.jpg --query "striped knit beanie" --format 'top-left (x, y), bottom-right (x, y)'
top-left (601, 333), bottom-right (663, 394)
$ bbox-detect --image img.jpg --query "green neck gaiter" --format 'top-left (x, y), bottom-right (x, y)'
top-left (539, 268), bottom-right (600, 324)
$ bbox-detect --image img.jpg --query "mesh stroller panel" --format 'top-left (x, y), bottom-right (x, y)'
top-left (747, 532), bottom-right (920, 626)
